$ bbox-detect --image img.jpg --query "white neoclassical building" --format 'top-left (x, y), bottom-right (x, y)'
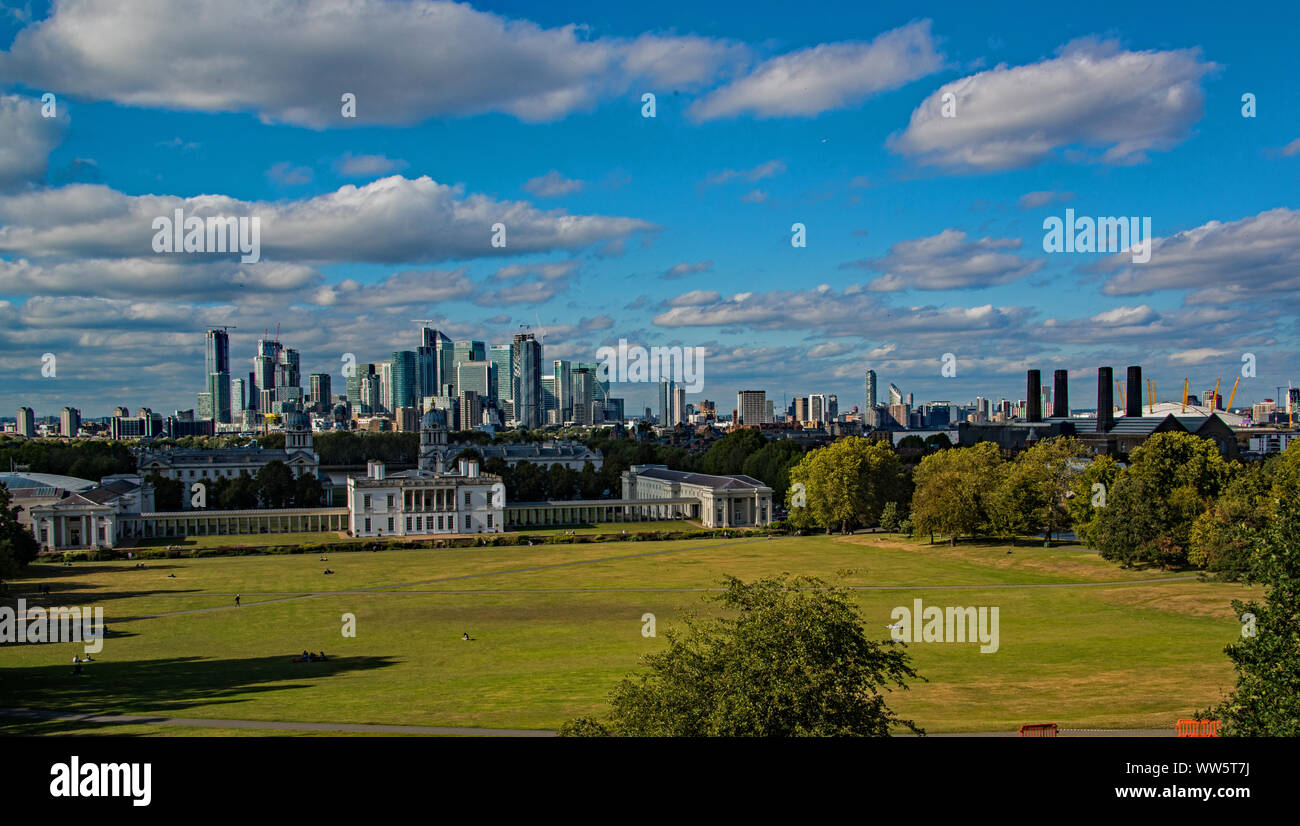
top-left (621, 464), bottom-right (773, 528)
top-left (345, 409), bottom-right (504, 537)
top-left (28, 476), bottom-right (154, 550)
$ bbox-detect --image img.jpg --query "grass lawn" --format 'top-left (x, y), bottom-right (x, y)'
top-left (515, 519), bottom-right (701, 536)
top-left (0, 533), bottom-right (1256, 735)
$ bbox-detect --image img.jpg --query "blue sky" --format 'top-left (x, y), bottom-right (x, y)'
top-left (1, 0), bottom-right (1298, 418)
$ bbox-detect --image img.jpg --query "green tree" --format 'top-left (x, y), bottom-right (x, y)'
top-left (1090, 433), bottom-right (1231, 568)
top-left (293, 473), bottom-right (325, 508)
top-left (1205, 503), bottom-right (1300, 735)
top-left (147, 472), bottom-right (183, 511)
top-left (879, 501), bottom-right (903, 532)
top-left (786, 437), bottom-right (907, 533)
top-left (560, 575), bottom-right (923, 736)
top-left (1188, 463), bottom-right (1271, 577)
top-left (910, 442), bottom-right (1004, 545)
top-left (1066, 454), bottom-right (1120, 546)
top-left (699, 428), bottom-right (767, 475)
top-left (990, 436), bottom-right (1090, 544)
top-left (0, 482), bottom-right (40, 580)
top-left (255, 461), bottom-right (295, 509)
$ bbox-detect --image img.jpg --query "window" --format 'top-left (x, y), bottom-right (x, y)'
top-left (416, 517), bottom-right (422, 531)
top-left (405, 517), bottom-right (411, 531)
top-left (487, 514), bottom-right (493, 528)
top-left (363, 494), bottom-right (371, 510)
top-left (464, 515), bottom-right (471, 530)
top-left (387, 494), bottom-right (394, 509)
top-left (364, 518), bottom-right (371, 533)
top-left (437, 516), bottom-right (443, 530)
top-left (387, 517), bottom-right (394, 532)
top-left (464, 492), bottom-right (472, 506)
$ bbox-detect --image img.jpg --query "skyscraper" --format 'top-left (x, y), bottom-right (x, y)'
top-left (456, 360), bottom-right (493, 400)
top-left (571, 366), bottom-right (595, 425)
top-left (672, 385), bottom-right (686, 425)
top-left (511, 333), bottom-right (542, 429)
top-left (204, 329), bottom-right (232, 423)
top-left (552, 359), bottom-right (572, 422)
top-left (864, 370), bottom-right (878, 427)
top-left (737, 390), bottom-right (766, 425)
top-left (418, 328), bottom-right (451, 401)
top-left (888, 383), bottom-right (903, 406)
top-left (659, 379), bottom-right (675, 425)
top-left (308, 373), bottom-right (331, 413)
top-left (61, 406), bottom-right (80, 436)
top-left (16, 406), bottom-right (35, 437)
top-left (489, 344), bottom-right (513, 406)
top-left (391, 351), bottom-right (418, 411)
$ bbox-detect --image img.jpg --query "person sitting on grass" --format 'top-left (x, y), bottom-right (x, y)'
top-left (462, 632), bottom-right (470, 641)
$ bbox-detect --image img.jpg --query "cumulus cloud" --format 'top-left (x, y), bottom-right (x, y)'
top-left (1093, 207), bottom-right (1300, 304)
top-left (334, 153), bottom-right (407, 177)
top-left (523, 170), bottom-right (585, 198)
top-left (842, 228), bottom-right (1044, 291)
top-left (689, 20), bottom-right (943, 120)
top-left (662, 260), bottom-right (713, 280)
top-left (0, 94), bottom-right (68, 189)
top-left (308, 268), bottom-right (475, 307)
top-left (0, 175), bottom-right (657, 265)
top-left (0, 0), bottom-right (748, 126)
top-left (890, 38), bottom-right (1215, 171)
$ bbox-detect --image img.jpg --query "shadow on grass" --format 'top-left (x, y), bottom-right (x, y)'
top-left (0, 654), bottom-right (398, 724)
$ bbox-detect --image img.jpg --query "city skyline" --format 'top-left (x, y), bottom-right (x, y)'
top-left (2, 2), bottom-right (1299, 417)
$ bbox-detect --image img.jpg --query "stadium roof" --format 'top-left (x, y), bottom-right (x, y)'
top-left (0, 471), bottom-right (97, 493)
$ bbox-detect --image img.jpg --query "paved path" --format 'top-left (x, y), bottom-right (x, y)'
top-left (0, 707), bottom-right (556, 737)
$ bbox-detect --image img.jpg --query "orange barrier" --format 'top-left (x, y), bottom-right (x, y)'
top-left (1176, 719), bottom-right (1220, 737)
top-left (1018, 723), bottom-right (1058, 737)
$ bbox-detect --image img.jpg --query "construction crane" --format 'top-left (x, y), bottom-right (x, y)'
top-left (1212, 376), bottom-right (1221, 411)
top-left (1147, 378), bottom-right (1155, 413)
top-left (1227, 376), bottom-right (1241, 411)
top-left (1115, 378), bottom-right (1125, 412)
top-left (1182, 378), bottom-right (1189, 413)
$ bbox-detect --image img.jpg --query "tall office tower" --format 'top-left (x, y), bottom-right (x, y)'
top-left (359, 373), bottom-right (380, 415)
top-left (672, 385), bottom-right (687, 425)
top-left (577, 361), bottom-right (609, 406)
top-left (810, 393), bottom-right (827, 424)
top-left (448, 340), bottom-right (485, 397)
top-left (765, 400), bottom-right (775, 423)
top-left (459, 391), bottom-right (483, 430)
top-left (309, 373), bottom-right (331, 413)
top-left (16, 406), bottom-right (35, 437)
top-left (277, 347), bottom-right (301, 389)
top-left (511, 333), bottom-right (542, 429)
top-left (390, 351), bottom-right (418, 412)
top-left (252, 338), bottom-right (281, 412)
top-left (489, 344), bottom-right (514, 407)
top-left (203, 329), bottom-right (232, 423)
top-left (347, 362), bottom-right (377, 411)
top-left (888, 383), bottom-right (903, 406)
top-left (61, 406), bottom-right (80, 436)
top-left (551, 359), bottom-right (572, 422)
top-left (659, 379), bottom-right (675, 425)
top-left (417, 328), bottom-right (451, 400)
top-left (197, 392), bottom-right (213, 421)
top-left (377, 361), bottom-right (392, 414)
top-left (865, 370), bottom-right (878, 413)
top-left (827, 395), bottom-right (839, 421)
top-left (737, 390), bottom-right (767, 425)
top-left (230, 378), bottom-right (247, 413)
top-left (1288, 387), bottom-right (1300, 414)
top-left (571, 366), bottom-right (596, 425)
top-left (456, 360), bottom-right (492, 401)
top-left (794, 397), bottom-right (809, 423)
top-left (541, 375), bottom-right (559, 424)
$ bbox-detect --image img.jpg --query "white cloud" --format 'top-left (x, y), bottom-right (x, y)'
top-left (0, 94), bottom-right (67, 189)
top-left (662, 260), bottom-right (713, 280)
top-left (334, 153), bottom-right (407, 177)
top-left (689, 20), bottom-right (943, 120)
top-left (704, 159), bottom-right (785, 186)
top-left (843, 228), bottom-right (1043, 291)
top-left (523, 170), bottom-right (585, 197)
top-left (890, 38), bottom-right (1214, 171)
top-left (0, 0), bottom-right (747, 126)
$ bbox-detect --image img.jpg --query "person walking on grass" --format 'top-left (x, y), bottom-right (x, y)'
top-left (235, 594), bottom-right (241, 608)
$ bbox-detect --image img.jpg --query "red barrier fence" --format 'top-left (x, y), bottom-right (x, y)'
top-left (1175, 719), bottom-right (1221, 737)
top-left (1018, 723), bottom-right (1059, 737)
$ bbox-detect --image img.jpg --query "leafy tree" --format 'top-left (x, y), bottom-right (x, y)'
top-left (923, 433), bottom-right (953, 450)
top-left (786, 437), bottom-right (907, 533)
top-left (561, 575), bottom-right (923, 736)
top-left (224, 471), bottom-right (260, 510)
top-left (546, 463), bottom-right (577, 500)
top-left (910, 442), bottom-right (1004, 545)
top-left (699, 428), bottom-right (767, 475)
top-left (1090, 433), bottom-right (1230, 568)
top-left (989, 436), bottom-right (1090, 544)
top-left (897, 435), bottom-right (926, 451)
top-left (255, 461), bottom-right (295, 509)
top-left (1066, 454), bottom-right (1120, 546)
top-left (293, 473), bottom-right (324, 508)
top-left (0, 483), bottom-right (40, 580)
top-left (147, 472), bottom-right (183, 511)
top-left (879, 501), bottom-right (903, 532)
top-left (578, 461), bottom-right (603, 499)
top-left (511, 461), bottom-right (548, 502)
top-left (1205, 503), bottom-right (1300, 735)
top-left (1188, 462), bottom-right (1271, 577)
top-left (741, 439), bottom-right (805, 502)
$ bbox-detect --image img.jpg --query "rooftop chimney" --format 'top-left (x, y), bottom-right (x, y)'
top-left (1126, 366), bottom-right (1143, 418)
top-left (1026, 370), bottom-right (1042, 422)
top-left (1053, 370), bottom-right (1069, 418)
top-left (1097, 367), bottom-right (1114, 432)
